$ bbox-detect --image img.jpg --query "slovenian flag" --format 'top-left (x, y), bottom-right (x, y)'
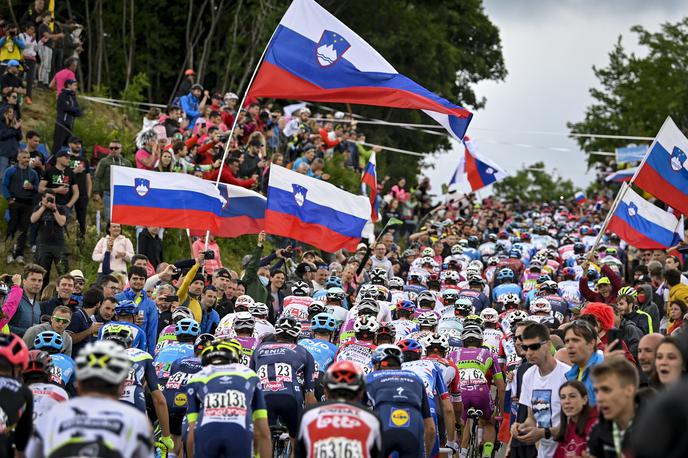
top-left (607, 183), bottom-right (684, 249)
top-left (248, 0), bottom-right (472, 141)
top-left (605, 167), bottom-right (637, 183)
top-left (575, 191), bottom-right (587, 204)
top-left (266, 165), bottom-right (372, 252)
top-left (449, 136), bottom-right (508, 192)
top-left (633, 117), bottom-right (688, 215)
top-left (361, 152), bottom-right (379, 222)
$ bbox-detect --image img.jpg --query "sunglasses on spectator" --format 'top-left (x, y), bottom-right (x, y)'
top-left (109, 146), bottom-right (121, 150)
top-left (514, 335), bottom-right (523, 341)
top-left (521, 341), bottom-right (548, 351)
top-left (52, 316), bottom-right (71, 324)
top-left (75, 280), bottom-right (85, 286)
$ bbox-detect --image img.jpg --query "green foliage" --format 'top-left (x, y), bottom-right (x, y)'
top-left (568, 17), bottom-right (688, 167)
top-left (120, 73), bottom-right (150, 119)
top-left (324, 154), bottom-right (361, 193)
top-left (493, 162), bottom-right (578, 204)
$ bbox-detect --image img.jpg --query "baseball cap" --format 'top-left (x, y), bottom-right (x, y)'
top-left (596, 277), bottom-right (611, 286)
top-left (356, 243), bottom-right (367, 252)
top-left (224, 92), bottom-right (238, 100)
top-left (7, 59), bottom-right (19, 67)
top-left (65, 78), bottom-right (77, 86)
top-left (214, 268), bottom-right (231, 279)
top-left (184, 69), bottom-right (196, 76)
top-left (296, 262), bottom-right (314, 274)
top-left (55, 149), bottom-right (70, 158)
top-left (68, 136), bottom-right (82, 144)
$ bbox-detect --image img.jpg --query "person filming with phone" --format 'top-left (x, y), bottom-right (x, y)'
top-left (30, 189), bottom-right (67, 283)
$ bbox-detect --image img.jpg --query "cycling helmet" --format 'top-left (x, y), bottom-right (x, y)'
top-left (469, 260), bottom-right (484, 272)
top-left (375, 285), bottom-right (389, 302)
top-left (463, 314), bottom-right (484, 329)
top-left (371, 344), bottom-right (404, 365)
top-left (172, 306), bottom-right (194, 322)
top-left (530, 297), bottom-right (552, 314)
top-left (369, 268), bottom-right (388, 286)
top-left (420, 256), bottom-right (437, 267)
top-left (509, 248), bottom-right (521, 259)
top-left (540, 280), bottom-right (558, 294)
top-left (194, 333), bottom-right (215, 353)
top-left (0, 283), bottom-right (8, 296)
top-left (498, 293), bottom-right (521, 307)
top-left (175, 318), bottom-right (201, 337)
top-left (487, 256), bottom-right (499, 266)
top-left (249, 302), bottom-right (269, 318)
top-left (422, 247), bottom-right (435, 257)
top-left (487, 233), bottom-right (498, 242)
top-left (421, 332), bottom-right (449, 352)
top-left (326, 287), bottom-right (346, 303)
top-left (357, 298), bottom-right (380, 316)
top-left (0, 333), bottom-right (29, 370)
top-left (308, 300), bottom-right (328, 317)
top-left (450, 244), bottom-right (463, 255)
top-left (562, 267), bottom-right (576, 279)
top-left (580, 226), bottom-right (590, 235)
top-left (441, 289), bottom-right (459, 304)
top-left (311, 313), bottom-right (337, 333)
top-left (397, 338), bottom-right (423, 355)
top-left (537, 274), bottom-right (552, 284)
top-left (443, 271), bottom-right (460, 285)
top-left (465, 266), bottom-right (482, 278)
top-left (25, 350), bottom-right (52, 376)
top-left (34, 331), bottom-right (63, 352)
top-left (234, 294), bottom-right (255, 311)
top-left (353, 315), bottom-right (380, 334)
top-left (376, 324), bottom-right (396, 342)
top-left (291, 281), bottom-right (310, 297)
top-left (461, 324), bottom-right (484, 343)
top-left (454, 298), bottom-right (475, 316)
top-left (396, 299), bottom-right (415, 314)
top-left (520, 232), bottom-right (531, 241)
top-left (418, 311), bottom-right (439, 328)
top-left (201, 339), bottom-right (240, 366)
top-left (233, 312), bottom-right (256, 331)
top-left (416, 290), bottom-right (436, 308)
top-left (505, 310), bottom-right (529, 330)
top-left (480, 308), bottom-right (499, 324)
top-left (573, 242), bottom-right (585, 254)
top-left (618, 286), bottom-right (638, 298)
top-left (325, 275), bottom-right (343, 289)
top-left (115, 299), bottom-right (138, 316)
top-left (76, 340), bottom-right (132, 384)
top-left (101, 324), bottom-right (133, 347)
top-left (275, 316), bottom-right (302, 338)
top-left (388, 276), bottom-right (405, 290)
top-left (359, 284), bottom-right (379, 300)
top-left (496, 268), bottom-right (515, 283)
top-left (467, 236), bottom-right (480, 248)
top-left (324, 360), bottom-right (364, 393)
top-left (467, 275), bottom-right (485, 286)
top-left (407, 272), bottom-right (425, 284)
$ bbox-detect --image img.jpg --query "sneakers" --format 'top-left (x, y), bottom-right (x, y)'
top-left (6, 254), bottom-right (13, 264)
top-left (15, 256), bottom-right (24, 264)
top-left (24, 96), bottom-right (32, 105)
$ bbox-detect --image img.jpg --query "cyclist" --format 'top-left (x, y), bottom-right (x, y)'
top-left (34, 330), bottom-right (76, 394)
top-left (492, 268), bottom-right (522, 303)
top-left (0, 333), bottom-right (32, 457)
top-left (390, 299), bottom-right (419, 340)
top-left (249, 301), bottom-right (275, 339)
top-left (214, 295), bottom-right (255, 338)
top-left (26, 340), bottom-right (153, 457)
top-left (300, 300), bottom-right (329, 340)
top-left (250, 316), bottom-right (317, 447)
top-left (399, 338), bottom-right (456, 458)
top-left (457, 276), bottom-right (490, 315)
top-left (231, 311), bottom-right (260, 365)
top-left (480, 307), bottom-right (504, 352)
top-left (185, 339), bottom-right (271, 458)
top-left (451, 324), bottom-right (505, 458)
top-left (324, 287), bottom-right (349, 323)
top-left (338, 297), bottom-right (380, 344)
top-left (163, 333), bottom-right (212, 456)
top-left (365, 344), bottom-right (435, 458)
top-left (414, 290), bottom-right (440, 319)
top-left (282, 281), bottom-right (314, 321)
top-left (454, 297), bottom-right (476, 322)
top-left (23, 350), bottom-right (68, 422)
top-left (558, 266), bottom-right (583, 307)
top-left (298, 312), bottom-right (338, 374)
top-left (336, 314), bottom-right (379, 373)
top-left (297, 361), bottom-right (382, 458)
top-left (375, 323), bottom-right (396, 346)
top-left (102, 324), bottom-right (174, 453)
top-left (406, 311), bottom-right (439, 341)
top-left (98, 299), bottom-right (148, 352)
top-left (153, 317), bottom-right (199, 383)
top-left (155, 306), bottom-right (195, 354)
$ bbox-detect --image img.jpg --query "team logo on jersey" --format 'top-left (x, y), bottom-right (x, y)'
top-left (134, 178), bottom-right (150, 197)
top-left (174, 393), bottom-right (188, 406)
top-left (389, 408), bottom-right (410, 427)
top-left (316, 30), bottom-right (351, 67)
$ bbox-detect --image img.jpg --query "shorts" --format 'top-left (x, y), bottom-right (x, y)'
top-left (194, 422), bottom-right (253, 458)
top-left (170, 412), bottom-right (185, 436)
top-left (378, 404), bottom-right (425, 458)
top-left (461, 387), bottom-right (494, 422)
top-left (264, 393), bottom-right (303, 438)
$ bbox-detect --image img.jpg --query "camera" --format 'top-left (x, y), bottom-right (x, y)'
top-left (46, 196), bottom-right (55, 204)
top-left (202, 250), bottom-right (215, 260)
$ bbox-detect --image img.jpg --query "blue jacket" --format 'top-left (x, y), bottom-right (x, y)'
top-left (565, 350), bottom-right (604, 406)
top-left (179, 92), bottom-right (200, 127)
top-left (200, 308), bottom-right (220, 334)
top-left (115, 289), bottom-right (158, 355)
top-left (8, 292), bottom-right (41, 336)
top-left (1, 165), bottom-right (38, 200)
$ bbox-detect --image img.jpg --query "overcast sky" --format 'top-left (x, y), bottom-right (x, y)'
top-left (424, 0), bottom-right (684, 195)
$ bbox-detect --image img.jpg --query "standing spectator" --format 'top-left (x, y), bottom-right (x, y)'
top-left (198, 286), bottom-right (220, 334)
top-left (135, 131), bottom-right (160, 170)
top-left (60, 137), bottom-right (90, 236)
top-left (137, 227), bottom-right (163, 269)
top-left (93, 139), bottom-right (130, 221)
top-left (30, 190), bottom-right (68, 282)
top-left (115, 266), bottom-right (159, 355)
top-left (0, 104), bottom-right (22, 182)
top-left (52, 78), bottom-right (81, 154)
top-left (35, 13), bottom-right (62, 87)
top-left (179, 84), bottom-right (207, 128)
top-left (23, 305), bottom-right (73, 355)
top-left (39, 149), bottom-right (78, 212)
top-left (0, 60), bottom-right (25, 95)
top-left (511, 323), bottom-right (570, 458)
top-left (370, 243), bottom-right (393, 278)
top-left (21, 0), bottom-right (47, 27)
top-left (66, 287), bottom-right (103, 357)
top-left (161, 105), bottom-right (184, 138)
top-left (8, 263), bottom-right (44, 335)
top-left (39, 273), bottom-right (77, 316)
top-left (19, 23), bottom-right (37, 104)
top-left (2, 150), bottom-right (39, 264)
top-left (239, 132), bottom-right (266, 178)
top-left (91, 222), bottom-right (135, 276)
top-left (563, 320), bottom-right (603, 405)
top-left (49, 57), bottom-right (77, 96)
top-left (175, 68), bottom-right (196, 100)
top-left (191, 234), bottom-right (222, 276)
top-left (0, 24), bottom-right (25, 63)
top-left (68, 269), bottom-right (85, 305)
top-left (553, 381), bottom-right (596, 458)
top-left (207, 156), bottom-right (256, 188)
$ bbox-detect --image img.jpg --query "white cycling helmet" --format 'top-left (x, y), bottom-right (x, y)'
top-left (422, 247), bottom-right (435, 257)
top-left (249, 302), bottom-right (269, 318)
top-left (479, 307), bottom-right (499, 324)
top-left (468, 260), bottom-right (484, 272)
top-left (443, 271), bottom-right (460, 283)
top-left (353, 315), bottom-right (380, 334)
top-left (451, 244), bottom-right (464, 255)
top-left (417, 311), bottom-right (439, 328)
top-left (530, 297), bottom-right (552, 314)
top-left (421, 332), bottom-right (449, 352)
top-left (235, 295), bottom-right (255, 309)
top-left (498, 293), bottom-right (521, 306)
top-left (388, 277), bottom-right (405, 290)
top-left (233, 311), bottom-right (256, 331)
top-left (75, 340), bottom-right (132, 384)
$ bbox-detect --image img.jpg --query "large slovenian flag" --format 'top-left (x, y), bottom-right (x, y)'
top-left (607, 183), bottom-right (684, 249)
top-left (449, 136), bottom-right (508, 192)
top-left (189, 184), bottom-right (266, 238)
top-left (266, 165), bottom-right (372, 252)
top-left (248, 0), bottom-right (472, 141)
top-left (361, 152), bottom-right (379, 222)
top-left (633, 117), bottom-right (688, 215)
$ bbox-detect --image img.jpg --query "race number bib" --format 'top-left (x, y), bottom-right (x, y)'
top-left (203, 389), bottom-right (248, 423)
top-left (313, 438), bottom-right (363, 458)
top-left (459, 367), bottom-right (487, 387)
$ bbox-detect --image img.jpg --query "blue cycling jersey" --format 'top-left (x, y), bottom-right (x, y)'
top-left (98, 321), bottom-right (148, 353)
top-left (121, 347), bottom-right (161, 412)
top-left (365, 369), bottom-right (431, 415)
top-left (297, 338), bottom-right (337, 373)
top-left (153, 342), bottom-right (194, 383)
top-left (493, 283), bottom-right (523, 302)
top-left (164, 356), bottom-right (203, 415)
top-left (50, 353), bottom-right (76, 388)
top-left (401, 359), bottom-right (448, 405)
top-left (249, 342), bottom-right (316, 399)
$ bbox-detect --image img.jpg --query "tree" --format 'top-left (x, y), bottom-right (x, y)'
top-left (493, 162), bottom-right (577, 204)
top-left (568, 18), bottom-right (688, 167)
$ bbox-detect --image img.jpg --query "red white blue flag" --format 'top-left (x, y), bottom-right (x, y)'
top-left (248, 0), bottom-right (473, 141)
top-left (449, 136), bottom-right (507, 192)
top-left (361, 152), bottom-right (379, 222)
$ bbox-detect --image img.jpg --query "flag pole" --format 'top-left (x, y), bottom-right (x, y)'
top-left (203, 23), bottom-right (281, 252)
top-left (587, 182), bottom-right (631, 258)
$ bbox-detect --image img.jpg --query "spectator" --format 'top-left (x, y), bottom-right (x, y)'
top-left (21, 0), bottom-right (47, 27)
top-left (68, 269), bottom-right (85, 305)
top-left (637, 333), bottom-right (663, 388)
top-left (0, 24), bottom-right (25, 63)
top-left (0, 274), bottom-right (22, 331)
top-left (51, 78), bottom-right (81, 154)
top-left (30, 190), bottom-right (68, 283)
top-left (0, 104), bottom-right (22, 181)
top-left (653, 336), bottom-right (687, 388)
top-left (206, 155), bottom-right (256, 188)
top-left (2, 150), bottom-right (39, 264)
top-left (93, 139), bottom-right (130, 221)
top-left (135, 130), bottom-right (160, 170)
top-left (668, 300), bottom-right (687, 336)
top-left (114, 266), bottom-right (158, 354)
top-left (666, 268), bottom-right (688, 307)
top-left (370, 243), bottom-right (393, 278)
top-left (242, 231), bottom-right (270, 307)
top-left (198, 285), bottom-right (220, 334)
top-left (94, 295), bottom-right (117, 324)
top-left (39, 148), bottom-right (78, 210)
top-left (239, 132), bottom-right (266, 178)
top-left (18, 22), bottom-right (37, 104)
top-left (162, 105), bottom-right (184, 138)
top-left (23, 304), bottom-right (73, 355)
top-left (292, 143), bottom-right (315, 173)
top-left (0, 60), bottom-right (25, 96)
top-left (269, 270), bottom-right (286, 320)
top-left (49, 56), bottom-right (77, 96)
top-left (563, 320), bottom-right (602, 405)
top-left (91, 221), bottom-right (135, 276)
top-left (8, 264), bottom-right (45, 335)
top-left (137, 227), bottom-right (163, 269)
top-left (60, 136), bottom-right (90, 236)
top-left (176, 68), bottom-right (196, 100)
top-left (35, 12), bottom-right (62, 87)
top-left (39, 273), bottom-right (78, 316)
top-left (191, 234), bottom-right (222, 276)
top-left (66, 286), bottom-right (103, 356)
top-left (176, 256), bottom-right (205, 323)
top-left (553, 381), bottom-right (596, 458)
top-left (179, 83), bottom-right (207, 128)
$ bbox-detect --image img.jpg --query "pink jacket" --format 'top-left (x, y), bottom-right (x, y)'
top-left (0, 285), bottom-right (23, 331)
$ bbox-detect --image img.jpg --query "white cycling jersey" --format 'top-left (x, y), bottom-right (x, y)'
top-left (29, 382), bottom-right (68, 422)
top-left (26, 395), bottom-right (153, 458)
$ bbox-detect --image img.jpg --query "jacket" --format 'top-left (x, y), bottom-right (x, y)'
top-left (8, 292), bottom-right (41, 336)
top-left (579, 264), bottom-right (621, 304)
top-left (176, 263), bottom-right (204, 323)
top-left (625, 309), bottom-right (653, 335)
top-left (0, 285), bottom-right (22, 333)
top-left (91, 235), bottom-right (135, 274)
top-left (179, 92), bottom-right (200, 127)
top-left (22, 322), bottom-right (73, 356)
top-left (93, 154), bottom-right (132, 195)
top-left (619, 318), bottom-right (643, 360)
top-left (39, 296), bottom-right (79, 316)
top-left (204, 166), bottom-right (256, 189)
top-left (115, 289), bottom-right (158, 355)
top-left (669, 282), bottom-right (688, 307)
top-left (588, 392), bottom-right (648, 458)
top-left (243, 245), bottom-right (270, 305)
top-left (0, 105), bottom-right (21, 158)
top-left (565, 350), bottom-right (604, 405)
top-left (56, 88), bottom-right (81, 128)
top-left (636, 284), bottom-right (661, 330)
top-left (137, 228), bottom-right (164, 269)
top-left (1, 165), bottom-right (39, 201)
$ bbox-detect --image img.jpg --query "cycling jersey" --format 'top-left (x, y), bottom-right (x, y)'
top-left (163, 356), bottom-right (202, 436)
top-left (254, 318), bottom-right (275, 340)
top-left (558, 280), bottom-right (583, 306)
top-left (99, 321), bottom-right (147, 353)
top-left (0, 376), bottom-right (33, 456)
top-left (390, 319), bottom-right (418, 340)
top-left (49, 353), bottom-right (76, 390)
top-left (498, 335), bottom-right (522, 373)
top-left (425, 355), bottom-right (461, 403)
top-left (186, 363), bottom-right (267, 458)
top-left (26, 395), bottom-right (152, 458)
top-left (298, 337), bottom-right (338, 373)
top-left (456, 289), bottom-right (490, 314)
top-left (121, 347), bottom-right (161, 412)
top-left (154, 324), bottom-right (177, 355)
top-left (236, 336), bottom-right (260, 366)
top-left (153, 341), bottom-right (194, 383)
top-left (483, 327), bottom-right (505, 353)
top-left (404, 330), bottom-right (432, 342)
top-left (282, 296), bottom-right (313, 321)
top-left (29, 382), bottom-right (68, 422)
top-left (297, 400), bottom-right (382, 458)
top-left (335, 340), bottom-right (376, 374)
top-left (449, 346), bottom-right (503, 421)
top-left (299, 321), bottom-right (314, 340)
top-left (492, 283), bottom-right (523, 303)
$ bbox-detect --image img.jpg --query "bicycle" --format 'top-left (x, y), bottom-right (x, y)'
top-left (271, 423), bottom-right (291, 458)
top-left (465, 407), bottom-right (484, 458)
